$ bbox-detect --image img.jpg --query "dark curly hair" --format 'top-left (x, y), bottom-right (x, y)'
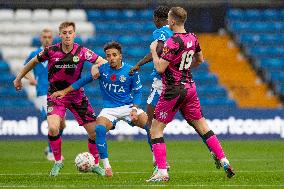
top-left (154, 5), bottom-right (170, 20)
top-left (103, 41), bottom-right (122, 53)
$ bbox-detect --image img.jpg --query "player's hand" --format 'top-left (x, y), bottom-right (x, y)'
top-left (129, 65), bottom-right (140, 75)
top-left (91, 64), bottom-right (100, 80)
top-left (29, 78), bottom-right (37, 86)
top-left (150, 40), bottom-right (158, 52)
top-left (130, 110), bottom-right (138, 122)
top-left (13, 79), bottom-right (22, 91)
top-left (51, 90), bottom-right (67, 99)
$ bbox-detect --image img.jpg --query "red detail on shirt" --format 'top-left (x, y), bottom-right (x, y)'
top-left (110, 74), bottom-right (116, 81)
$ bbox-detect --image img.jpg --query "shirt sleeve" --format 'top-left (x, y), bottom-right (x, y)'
top-left (83, 47), bottom-right (99, 63)
top-left (153, 30), bottom-right (167, 42)
top-left (195, 36), bottom-right (202, 53)
top-left (71, 72), bottom-right (93, 90)
top-left (131, 71), bottom-right (142, 91)
top-left (37, 48), bottom-right (49, 62)
top-left (161, 38), bottom-right (179, 62)
top-left (131, 71), bottom-right (142, 106)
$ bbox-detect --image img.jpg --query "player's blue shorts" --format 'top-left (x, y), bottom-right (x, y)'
top-left (147, 78), bottom-right (162, 107)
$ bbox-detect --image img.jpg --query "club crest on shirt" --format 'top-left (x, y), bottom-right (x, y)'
top-left (85, 50), bottom-right (93, 61)
top-left (163, 46), bottom-right (170, 55)
top-left (159, 111), bottom-right (168, 120)
top-left (73, 56), bottom-right (79, 63)
top-left (119, 75), bottom-right (126, 82)
top-left (47, 107), bottom-right (53, 113)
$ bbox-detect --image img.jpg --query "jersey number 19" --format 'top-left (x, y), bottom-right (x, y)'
top-left (179, 50), bottom-right (194, 70)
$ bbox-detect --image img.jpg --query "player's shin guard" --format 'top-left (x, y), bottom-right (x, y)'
top-left (95, 125), bottom-right (108, 159)
top-left (88, 138), bottom-right (100, 166)
top-left (204, 130), bottom-right (225, 160)
top-left (47, 128), bottom-right (64, 153)
top-left (48, 134), bottom-right (62, 161)
top-left (151, 137), bottom-right (167, 169)
top-left (144, 125), bottom-right (153, 152)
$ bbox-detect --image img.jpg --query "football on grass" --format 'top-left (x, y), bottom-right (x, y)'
top-left (74, 152), bottom-right (95, 172)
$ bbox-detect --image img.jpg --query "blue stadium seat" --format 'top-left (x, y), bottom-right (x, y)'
top-left (229, 21), bottom-right (283, 33)
top-left (104, 9), bottom-right (121, 20)
top-left (247, 47), bottom-right (284, 58)
top-left (200, 98), bottom-right (236, 107)
top-left (0, 73), bottom-right (14, 82)
top-left (197, 86), bottom-right (227, 98)
top-left (94, 23), bottom-right (113, 32)
top-left (226, 9), bottom-right (244, 21)
top-left (245, 9), bottom-right (262, 20)
top-left (32, 37), bottom-right (41, 47)
top-left (263, 9), bottom-right (279, 20)
top-left (268, 71), bottom-right (284, 84)
top-left (258, 58), bottom-right (284, 71)
top-left (137, 10), bottom-right (153, 20)
top-left (228, 22), bottom-right (250, 32)
top-left (276, 83), bottom-right (284, 95)
top-left (127, 48), bottom-right (148, 58)
top-left (86, 35), bottom-right (116, 47)
top-left (92, 48), bottom-right (105, 57)
top-left (280, 9), bottom-right (284, 19)
top-left (121, 10), bottom-right (139, 21)
top-left (194, 73), bottom-right (218, 86)
top-left (118, 35), bottom-right (140, 46)
top-left (87, 10), bottom-right (105, 21)
top-left (0, 61), bottom-right (9, 71)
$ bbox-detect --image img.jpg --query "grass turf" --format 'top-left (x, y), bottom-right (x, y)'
top-left (0, 140), bottom-right (283, 188)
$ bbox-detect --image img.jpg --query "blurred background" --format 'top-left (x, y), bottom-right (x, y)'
top-left (0, 0), bottom-right (283, 140)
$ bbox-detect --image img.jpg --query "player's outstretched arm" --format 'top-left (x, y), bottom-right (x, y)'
top-left (51, 73), bottom-right (94, 99)
top-left (94, 56), bottom-right (108, 66)
top-left (129, 40), bottom-right (164, 75)
top-left (24, 72), bottom-right (37, 86)
top-left (14, 56), bottom-right (40, 91)
top-left (50, 86), bottom-right (73, 99)
top-left (129, 53), bottom-right (152, 75)
top-left (72, 73), bottom-right (93, 90)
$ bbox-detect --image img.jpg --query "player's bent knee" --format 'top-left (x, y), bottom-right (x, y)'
top-left (137, 113), bottom-right (148, 127)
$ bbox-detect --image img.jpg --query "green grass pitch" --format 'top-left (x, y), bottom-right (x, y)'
top-left (0, 140), bottom-right (283, 188)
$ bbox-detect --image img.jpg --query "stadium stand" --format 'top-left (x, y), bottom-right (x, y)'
top-left (84, 9), bottom-right (236, 108)
top-left (199, 34), bottom-right (281, 108)
top-left (0, 9), bottom-right (93, 110)
top-left (226, 8), bottom-right (284, 102)
top-left (0, 8), bottom-right (237, 110)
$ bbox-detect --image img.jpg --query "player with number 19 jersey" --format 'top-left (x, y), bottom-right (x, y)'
top-left (155, 33), bottom-right (203, 124)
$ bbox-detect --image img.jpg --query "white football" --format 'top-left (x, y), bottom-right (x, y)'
top-left (74, 152), bottom-right (95, 172)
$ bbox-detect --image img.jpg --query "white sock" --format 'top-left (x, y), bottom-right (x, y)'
top-left (56, 160), bottom-right (62, 164)
top-left (102, 158), bottom-right (111, 169)
top-left (220, 157), bottom-right (229, 166)
top-left (158, 169), bottom-right (168, 175)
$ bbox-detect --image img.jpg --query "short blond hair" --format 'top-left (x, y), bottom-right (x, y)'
top-left (41, 28), bottom-right (53, 35)
top-left (59, 21), bottom-right (76, 32)
top-left (169, 7), bottom-right (187, 25)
